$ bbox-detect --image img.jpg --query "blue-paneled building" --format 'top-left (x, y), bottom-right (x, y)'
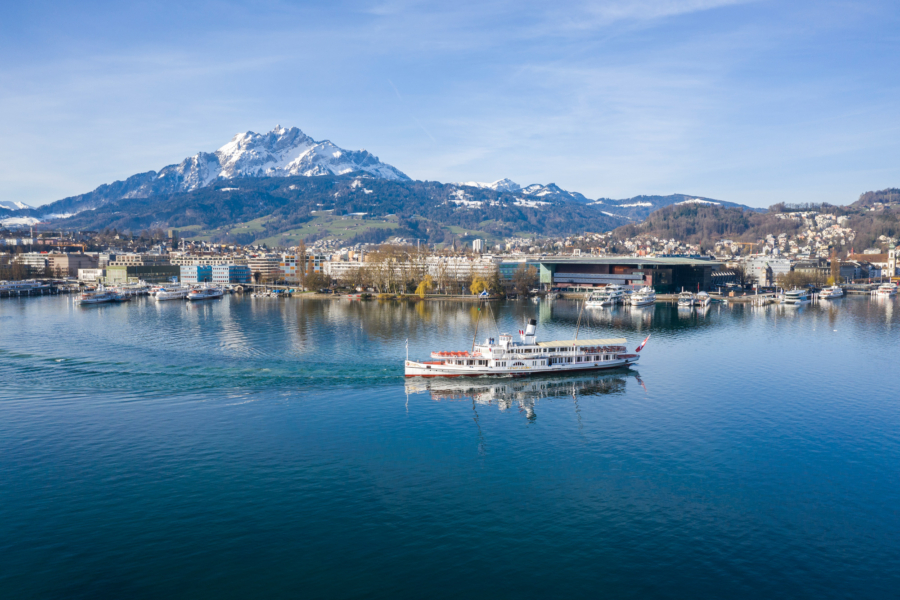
top-left (212, 264), bottom-right (251, 284)
top-left (180, 265), bottom-right (213, 283)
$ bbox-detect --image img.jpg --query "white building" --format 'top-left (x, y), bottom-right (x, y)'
top-left (472, 239), bottom-right (484, 253)
top-left (77, 268), bottom-right (105, 282)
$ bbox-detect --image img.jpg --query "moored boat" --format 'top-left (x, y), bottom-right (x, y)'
top-left (187, 286), bottom-right (224, 301)
top-left (76, 286), bottom-right (122, 305)
top-left (694, 291), bottom-right (711, 307)
top-left (677, 291), bottom-right (694, 307)
top-left (630, 286), bottom-right (656, 306)
top-left (781, 288), bottom-right (810, 306)
top-left (156, 285), bottom-right (192, 301)
top-left (875, 282), bottom-right (897, 296)
top-left (819, 285), bottom-right (843, 299)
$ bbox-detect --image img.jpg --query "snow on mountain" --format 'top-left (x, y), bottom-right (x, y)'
top-left (0, 200), bottom-right (33, 211)
top-left (152, 125), bottom-right (409, 195)
top-left (0, 216), bottom-right (41, 226)
top-left (457, 178), bottom-right (521, 193)
top-left (520, 183), bottom-right (591, 204)
top-left (35, 126), bottom-right (411, 216)
top-left (676, 198), bottom-right (721, 206)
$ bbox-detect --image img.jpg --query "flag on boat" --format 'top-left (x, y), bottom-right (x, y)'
top-left (635, 334), bottom-right (651, 352)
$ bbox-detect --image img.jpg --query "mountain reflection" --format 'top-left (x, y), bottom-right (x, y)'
top-left (405, 371), bottom-right (641, 420)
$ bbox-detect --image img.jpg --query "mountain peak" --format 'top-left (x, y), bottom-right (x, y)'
top-left (457, 178), bottom-right (521, 192)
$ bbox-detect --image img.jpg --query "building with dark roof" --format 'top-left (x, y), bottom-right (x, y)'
top-left (536, 257), bottom-right (724, 293)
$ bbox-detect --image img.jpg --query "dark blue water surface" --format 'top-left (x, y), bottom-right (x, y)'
top-left (1, 295), bottom-right (898, 598)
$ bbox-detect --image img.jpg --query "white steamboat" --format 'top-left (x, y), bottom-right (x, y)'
top-left (405, 318), bottom-right (644, 378)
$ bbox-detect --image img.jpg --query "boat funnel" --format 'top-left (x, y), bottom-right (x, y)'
top-left (525, 319), bottom-right (536, 337)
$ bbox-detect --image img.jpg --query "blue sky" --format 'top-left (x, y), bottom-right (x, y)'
top-left (1, 0), bottom-right (897, 208)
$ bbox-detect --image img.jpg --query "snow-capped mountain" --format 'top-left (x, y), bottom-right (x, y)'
top-left (456, 179), bottom-right (591, 204)
top-left (520, 183), bottom-right (591, 204)
top-left (156, 125), bottom-right (409, 193)
top-left (0, 200), bottom-right (33, 211)
top-left (457, 178), bottom-right (521, 193)
top-left (27, 126), bottom-right (410, 217)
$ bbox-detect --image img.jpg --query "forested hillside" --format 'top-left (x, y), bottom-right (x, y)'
top-left (51, 174), bottom-right (629, 245)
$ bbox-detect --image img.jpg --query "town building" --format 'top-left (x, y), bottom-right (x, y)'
top-left (12, 252), bottom-right (49, 271)
top-left (77, 268), bottom-right (105, 282)
top-left (106, 264), bottom-right (181, 284)
top-left (536, 257), bottom-right (725, 293)
top-left (108, 254), bottom-right (171, 267)
top-left (247, 255), bottom-right (282, 282)
top-left (211, 264), bottom-right (251, 284)
top-left (281, 252), bottom-right (327, 282)
top-left (181, 265), bottom-right (213, 283)
top-left (47, 253), bottom-right (99, 277)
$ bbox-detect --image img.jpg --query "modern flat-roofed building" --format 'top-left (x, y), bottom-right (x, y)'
top-left (181, 265), bottom-right (213, 283)
top-left (536, 257), bottom-right (724, 293)
top-left (247, 255), bottom-right (282, 282)
top-left (281, 252), bottom-right (327, 282)
top-left (13, 252), bottom-right (49, 271)
top-left (106, 264), bottom-right (181, 284)
top-left (47, 253), bottom-right (99, 277)
top-left (211, 264), bottom-right (251, 284)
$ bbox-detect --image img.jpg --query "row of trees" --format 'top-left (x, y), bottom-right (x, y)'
top-left (282, 244), bottom-right (539, 296)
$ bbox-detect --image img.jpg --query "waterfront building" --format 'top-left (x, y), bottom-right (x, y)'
top-left (169, 254), bottom-right (247, 266)
top-left (106, 264), bottom-right (181, 284)
top-left (12, 252), bottom-right (49, 270)
top-left (180, 265), bottom-right (213, 283)
top-left (281, 252), bottom-right (327, 282)
top-left (499, 260), bottom-right (541, 282)
top-left (77, 268), bottom-right (105, 282)
top-left (108, 253), bottom-right (171, 267)
top-left (742, 256), bottom-right (791, 287)
top-left (211, 264), bottom-right (251, 284)
top-left (247, 255), bottom-right (282, 282)
top-left (47, 253), bottom-right (99, 277)
top-left (536, 257), bottom-right (724, 293)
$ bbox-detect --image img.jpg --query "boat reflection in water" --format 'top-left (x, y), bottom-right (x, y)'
top-left (405, 371), bottom-right (643, 421)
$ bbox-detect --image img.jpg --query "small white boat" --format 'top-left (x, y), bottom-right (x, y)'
top-left (781, 288), bottom-right (810, 306)
top-left (187, 287), bottom-right (224, 301)
top-left (677, 291), bottom-right (695, 307)
top-left (819, 285), bottom-right (843, 299)
top-left (584, 291), bottom-right (611, 308)
top-left (875, 282), bottom-right (897, 297)
top-left (694, 291), bottom-right (711, 307)
top-left (630, 286), bottom-right (656, 306)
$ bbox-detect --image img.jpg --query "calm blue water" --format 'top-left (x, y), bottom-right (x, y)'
top-left (1, 294), bottom-right (898, 598)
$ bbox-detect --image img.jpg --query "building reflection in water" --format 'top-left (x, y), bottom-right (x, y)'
top-left (405, 371), bottom-right (642, 421)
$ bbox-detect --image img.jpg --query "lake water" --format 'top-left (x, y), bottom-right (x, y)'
top-left (1, 294), bottom-right (898, 598)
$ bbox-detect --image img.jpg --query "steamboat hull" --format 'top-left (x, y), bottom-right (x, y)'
top-left (405, 355), bottom-right (639, 377)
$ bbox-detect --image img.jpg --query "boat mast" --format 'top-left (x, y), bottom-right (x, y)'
top-left (471, 301), bottom-right (483, 352)
top-left (574, 292), bottom-right (587, 340)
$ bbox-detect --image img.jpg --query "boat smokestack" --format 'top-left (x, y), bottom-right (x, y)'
top-left (525, 319), bottom-right (536, 337)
